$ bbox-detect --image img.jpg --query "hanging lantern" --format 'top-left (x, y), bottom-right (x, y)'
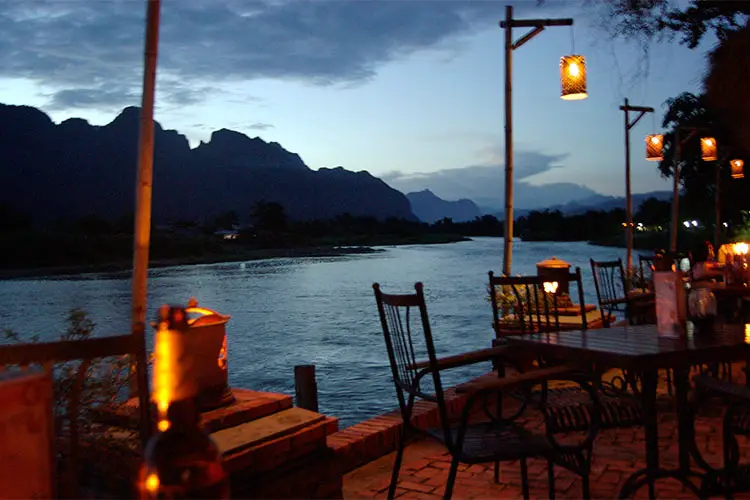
top-left (645, 134), bottom-right (663, 161)
top-left (560, 55), bottom-right (587, 100)
top-left (731, 159), bottom-right (745, 179)
top-left (701, 137), bottom-right (718, 161)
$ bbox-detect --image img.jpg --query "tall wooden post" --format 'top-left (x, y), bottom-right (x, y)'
top-left (130, 0), bottom-right (161, 395)
top-left (499, 9), bottom-right (573, 276)
top-left (502, 5), bottom-right (514, 277)
top-left (715, 162), bottom-right (721, 249)
top-left (619, 99), bottom-right (653, 270)
top-left (670, 130), bottom-right (682, 254)
top-left (623, 100), bottom-right (632, 269)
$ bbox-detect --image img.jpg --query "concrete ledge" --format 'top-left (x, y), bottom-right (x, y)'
top-left (326, 372), bottom-right (497, 474)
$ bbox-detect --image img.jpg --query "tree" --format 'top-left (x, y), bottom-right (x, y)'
top-left (704, 22), bottom-right (750, 157)
top-left (212, 210), bottom-right (239, 231)
top-left (250, 201), bottom-right (287, 233)
top-left (635, 197), bottom-right (670, 226)
top-left (591, 0), bottom-right (750, 48)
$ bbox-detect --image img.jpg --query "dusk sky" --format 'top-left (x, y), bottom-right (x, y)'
top-left (0, 0), bottom-right (711, 208)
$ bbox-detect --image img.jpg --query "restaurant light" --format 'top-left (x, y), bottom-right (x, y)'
top-left (731, 159), bottom-right (745, 179)
top-left (701, 137), bottom-right (718, 161)
top-left (560, 55), bottom-right (587, 100)
top-left (645, 134), bottom-right (663, 161)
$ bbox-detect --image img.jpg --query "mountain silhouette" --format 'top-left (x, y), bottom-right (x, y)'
top-left (406, 190), bottom-right (482, 223)
top-left (0, 104), bottom-right (416, 224)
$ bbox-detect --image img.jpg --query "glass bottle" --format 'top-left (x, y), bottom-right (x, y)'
top-left (138, 305), bottom-right (230, 499)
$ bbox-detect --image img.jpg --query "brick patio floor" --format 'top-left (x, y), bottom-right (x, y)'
top-left (344, 370), bottom-right (750, 499)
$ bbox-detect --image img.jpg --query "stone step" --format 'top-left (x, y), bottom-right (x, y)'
top-left (92, 388), bottom-right (293, 433)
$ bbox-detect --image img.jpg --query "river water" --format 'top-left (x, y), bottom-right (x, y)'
top-left (0, 237), bottom-right (625, 427)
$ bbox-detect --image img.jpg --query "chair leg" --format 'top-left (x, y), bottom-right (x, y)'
top-left (547, 459), bottom-right (556, 500)
top-left (520, 458), bottom-right (530, 500)
top-left (581, 473), bottom-right (591, 500)
top-left (388, 428), bottom-right (407, 500)
top-left (494, 461), bottom-right (499, 483)
top-left (443, 456), bottom-right (460, 500)
top-left (666, 368), bottom-right (673, 397)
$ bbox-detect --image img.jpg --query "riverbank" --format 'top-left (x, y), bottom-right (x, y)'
top-left (0, 245), bottom-right (385, 280)
top-left (0, 233), bottom-right (472, 280)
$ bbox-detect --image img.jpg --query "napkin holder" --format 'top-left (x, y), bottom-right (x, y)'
top-left (653, 271), bottom-right (688, 338)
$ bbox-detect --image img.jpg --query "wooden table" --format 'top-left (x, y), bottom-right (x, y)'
top-left (506, 324), bottom-right (750, 499)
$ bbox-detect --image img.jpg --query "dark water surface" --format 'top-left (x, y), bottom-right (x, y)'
top-left (0, 237), bottom-right (625, 427)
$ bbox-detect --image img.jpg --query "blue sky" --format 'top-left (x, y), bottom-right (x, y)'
top-left (0, 0), bottom-right (711, 207)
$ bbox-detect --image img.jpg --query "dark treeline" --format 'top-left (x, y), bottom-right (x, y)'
top-left (0, 201), bottom-right (506, 272)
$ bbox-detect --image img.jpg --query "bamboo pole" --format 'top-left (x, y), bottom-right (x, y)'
top-left (130, 0), bottom-right (161, 396)
top-left (502, 5), bottom-right (514, 276)
top-left (498, 8), bottom-right (572, 276)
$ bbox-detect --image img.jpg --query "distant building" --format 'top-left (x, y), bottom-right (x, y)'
top-left (214, 226), bottom-right (240, 240)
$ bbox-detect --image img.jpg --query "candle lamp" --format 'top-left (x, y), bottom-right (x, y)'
top-left (725, 243), bottom-right (750, 285)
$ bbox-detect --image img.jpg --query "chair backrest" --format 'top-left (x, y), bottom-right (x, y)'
top-left (0, 328), bottom-right (152, 498)
top-left (488, 268), bottom-right (587, 337)
top-left (638, 254), bottom-right (655, 286)
top-left (590, 258), bottom-right (628, 325)
top-left (372, 283), bottom-right (452, 445)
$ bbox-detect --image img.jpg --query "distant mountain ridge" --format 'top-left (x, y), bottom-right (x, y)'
top-left (0, 104), bottom-right (417, 224)
top-left (489, 191), bottom-right (673, 219)
top-left (406, 190), bottom-right (482, 223)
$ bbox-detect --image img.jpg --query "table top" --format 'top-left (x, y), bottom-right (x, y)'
top-left (506, 323), bottom-right (750, 369)
top-left (691, 281), bottom-right (750, 296)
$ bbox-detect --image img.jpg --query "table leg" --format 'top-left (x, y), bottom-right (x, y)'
top-left (618, 369), bottom-right (658, 499)
top-left (641, 370), bottom-right (659, 499)
top-left (673, 365), bottom-right (692, 473)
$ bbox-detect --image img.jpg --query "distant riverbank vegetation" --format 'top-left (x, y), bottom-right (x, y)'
top-left (517, 195), bottom-right (750, 255)
top-left (0, 201), bottom-right (507, 277)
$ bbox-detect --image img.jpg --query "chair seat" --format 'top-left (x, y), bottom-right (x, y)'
top-left (519, 386), bottom-right (642, 433)
top-left (425, 421), bottom-right (552, 463)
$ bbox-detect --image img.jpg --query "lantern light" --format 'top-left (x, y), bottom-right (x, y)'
top-left (701, 137), bottom-right (718, 161)
top-left (731, 159), bottom-right (744, 179)
top-left (560, 55), bottom-right (587, 101)
top-left (645, 134), bottom-right (663, 161)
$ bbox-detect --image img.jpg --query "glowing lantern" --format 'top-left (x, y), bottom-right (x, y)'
top-left (543, 281), bottom-right (559, 294)
top-left (701, 137), bottom-right (717, 161)
top-left (645, 134), bottom-right (663, 161)
top-left (731, 159), bottom-right (744, 179)
top-left (560, 55), bottom-right (587, 100)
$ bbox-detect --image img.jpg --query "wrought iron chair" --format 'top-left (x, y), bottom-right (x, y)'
top-left (488, 270), bottom-right (643, 431)
top-left (639, 254), bottom-right (656, 287)
top-left (0, 328), bottom-right (152, 498)
top-left (692, 374), bottom-right (750, 497)
top-left (374, 282), bottom-right (601, 500)
top-left (590, 258), bottom-right (632, 326)
top-left (489, 268), bottom-right (588, 340)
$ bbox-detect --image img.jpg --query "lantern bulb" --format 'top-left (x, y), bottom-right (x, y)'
top-left (568, 63), bottom-right (579, 77)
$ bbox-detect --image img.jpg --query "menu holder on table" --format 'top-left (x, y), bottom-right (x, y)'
top-left (0, 369), bottom-right (55, 499)
top-left (654, 271), bottom-right (688, 338)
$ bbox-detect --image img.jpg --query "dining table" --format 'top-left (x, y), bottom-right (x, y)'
top-left (505, 323), bottom-right (750, 499)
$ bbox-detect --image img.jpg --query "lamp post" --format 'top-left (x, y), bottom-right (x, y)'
top-left (130, 0), bottom-right (161, 396)
top-left (499, 5), bottom-right (579, 276)
top-left (619, 98), bottom-right (654, 270)
top-left (669, 127), bottom-right (720, 253)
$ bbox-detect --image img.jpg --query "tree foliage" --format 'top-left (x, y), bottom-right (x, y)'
top-left (591, 0), bottom-right (750, 48)
top-left (704, 22), bottom-right (750, 157)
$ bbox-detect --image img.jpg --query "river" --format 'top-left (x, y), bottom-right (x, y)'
top-left (0, 237), bottom-right (626, 427)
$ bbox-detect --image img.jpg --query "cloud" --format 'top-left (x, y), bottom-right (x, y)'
top-left (381, 150), bottom-right (602, 210)
top-left (247, 122), bottom-right (274, 131)
top-left (383, 150), bottom-right (570, 197)
top-left (0, 0), bottom-right (558, 112)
